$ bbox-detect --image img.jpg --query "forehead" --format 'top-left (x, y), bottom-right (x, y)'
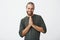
top-left (27, 4), bottom-right (34, 8)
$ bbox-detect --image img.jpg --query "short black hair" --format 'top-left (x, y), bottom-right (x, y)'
top-left (26, 2), bottom-right (35, 8)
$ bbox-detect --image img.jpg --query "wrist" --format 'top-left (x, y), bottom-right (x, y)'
top-left (28, 24), bottom-right (31, 27)
top-left (32, 24), bottom-right (36, 27)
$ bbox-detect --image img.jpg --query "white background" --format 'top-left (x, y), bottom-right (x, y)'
top-left (0, 0), bottom-right (60, 40)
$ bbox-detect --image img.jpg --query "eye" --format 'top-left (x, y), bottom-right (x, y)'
top-left (28, 8), bottom-right (30, 9)
top-left (31, 8), bottom-right (34, 10)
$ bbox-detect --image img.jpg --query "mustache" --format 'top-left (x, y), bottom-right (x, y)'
top-left (27, 11), bottom-right (33, 12)
top-left (27, 11), bottom-right (33, 13)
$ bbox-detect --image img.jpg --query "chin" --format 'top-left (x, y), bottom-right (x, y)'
top-left (27, 11), bottom-right (33, 16)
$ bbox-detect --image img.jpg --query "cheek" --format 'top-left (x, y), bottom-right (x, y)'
top-left (32, 10), bottom-right (34, 11)
top-left (26, 9), bottom-right (29, 12)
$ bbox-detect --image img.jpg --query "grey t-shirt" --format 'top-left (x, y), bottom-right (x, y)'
top-left (19, 14), bottom-right (47, 40)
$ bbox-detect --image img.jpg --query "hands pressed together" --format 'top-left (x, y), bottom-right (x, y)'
top-left (28, 16), bottom-right (35, 27)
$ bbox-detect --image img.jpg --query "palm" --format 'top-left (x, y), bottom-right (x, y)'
top-left (29, 16), bottom-right (33, 26)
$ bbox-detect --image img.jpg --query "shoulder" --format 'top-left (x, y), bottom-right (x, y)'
top-left (21, 16), bottom-right (27, 22)
top-left (34, 14), bottom-right (42, 18)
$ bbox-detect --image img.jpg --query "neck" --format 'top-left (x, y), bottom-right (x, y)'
top-left (27, 14), bottom-right (34, 17)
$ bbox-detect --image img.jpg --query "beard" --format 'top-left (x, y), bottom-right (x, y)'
top-left (27, 11), bottom-right (33, 16)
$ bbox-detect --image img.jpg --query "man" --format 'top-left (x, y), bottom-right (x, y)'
top-left (19, 2), bottom-right (47, 40)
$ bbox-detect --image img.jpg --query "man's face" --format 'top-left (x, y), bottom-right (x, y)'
top-left (26, 4), bottom-right (34, 16)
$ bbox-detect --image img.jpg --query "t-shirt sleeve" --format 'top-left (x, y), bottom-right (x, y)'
top-left (19, 19), bottom-right (25, 37)
top-left (39, 16), bottom-right (47, 33)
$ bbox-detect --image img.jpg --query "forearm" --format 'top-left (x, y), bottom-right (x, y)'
top-left (32, 24), bottom-right (44, 32)
top-left (22, 25), bottom-right (31, 36)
